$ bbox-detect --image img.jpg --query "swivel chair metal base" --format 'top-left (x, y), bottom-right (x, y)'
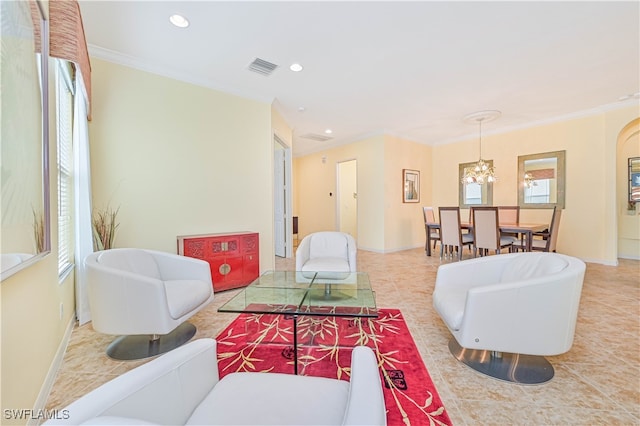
top-left (448, 338), bottom-right (554, 385)
top-left (106, 322), bottom-right (197, 361)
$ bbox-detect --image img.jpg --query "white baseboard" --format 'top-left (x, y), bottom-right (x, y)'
top-left (618, 254), bottom-right (640, 261)
top-left (30, 316), bottom-right (76, 426)
top-left (357, 244), bottom-right (424, 254)
top-left (579, 257), bottom-right (618, 266)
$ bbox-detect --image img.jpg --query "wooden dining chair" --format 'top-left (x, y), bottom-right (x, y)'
top-left (513, 207), bottom-right (562, 252)
top-left (497, 206), bottom-right (520, 224)
top-left (530, 207), bottom-right (562, 252)
top-left (472, 206), bottom-right (516, 257)
top-left (422, 207), bottom-right (440, 253)
top-left (497, 205), bottom-right (521, 240)
top-left (438, 207), bottom-right (473, 260)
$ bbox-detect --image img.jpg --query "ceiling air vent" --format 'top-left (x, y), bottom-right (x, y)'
top-left (300, 133), bottom-right (333, 142)
top-left (248, 58), bottom-right (278, 76)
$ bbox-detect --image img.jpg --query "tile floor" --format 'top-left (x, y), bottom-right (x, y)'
top-left (44, 248), bottom-right (640, 425)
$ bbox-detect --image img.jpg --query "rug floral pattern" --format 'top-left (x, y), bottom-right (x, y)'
top-left (215, 308), bottom-right (452, 426)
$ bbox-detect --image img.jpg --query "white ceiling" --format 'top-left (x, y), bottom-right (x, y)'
top-left (78, 1), bottom-right (640, 156)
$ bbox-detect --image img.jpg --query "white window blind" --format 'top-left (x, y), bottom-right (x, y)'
top-left (57, 60), bottom-right (75, 277)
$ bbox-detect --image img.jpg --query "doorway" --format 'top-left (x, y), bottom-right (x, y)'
top-left (273, 136), bottom-right (292, 258)
top-left (337, 159), bottom-right (357, 241)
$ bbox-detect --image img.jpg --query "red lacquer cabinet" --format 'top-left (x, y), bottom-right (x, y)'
top-left (177, 232), bottom-right (259, 292)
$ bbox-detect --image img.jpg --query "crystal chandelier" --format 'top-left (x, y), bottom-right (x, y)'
top-left (461, 110), bottom-right (501, 185)
top-left (524, 172), bottom-right (537, 188)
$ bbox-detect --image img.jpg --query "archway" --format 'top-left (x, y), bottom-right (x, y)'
top-left (616, 118), bottom-right (640, 260)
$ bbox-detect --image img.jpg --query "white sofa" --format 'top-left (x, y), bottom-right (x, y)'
top-left (44, 338), bottom-right (387, 426)
top-left (432, 252), bottom-right (586, 383)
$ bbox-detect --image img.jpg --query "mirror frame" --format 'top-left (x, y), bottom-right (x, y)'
top-left (458, 161), bottom-right (494, 208)
top-left (1, 1), bottom-right (50, 281)
top-left (518, 150), bottom-right (565, 210)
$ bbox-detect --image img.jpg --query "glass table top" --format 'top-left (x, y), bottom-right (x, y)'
top-left (217, 271), bottom-right (377, 318)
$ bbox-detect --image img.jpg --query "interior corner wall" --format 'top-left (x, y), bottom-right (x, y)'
top-left (383, 135), bottom-right (433, 252)
top-left (271, 107), bottom-right (293, 147)
top-left (294, 136), bottom-right (386, 251)
top-left (89, 58), bottom-right (275, 272)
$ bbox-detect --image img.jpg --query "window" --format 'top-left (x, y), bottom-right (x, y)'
top-left (524, 179), bottom-right (551, 204)
top-left (464, 182), bottom-right (483, 205)
top-left (458, 161), bottom-right (494, 208)
top-left (56, 61), bottom-right (74, 278)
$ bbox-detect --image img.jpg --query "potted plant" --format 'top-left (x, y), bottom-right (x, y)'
top-left (92, 205), bottom-right (119, 250)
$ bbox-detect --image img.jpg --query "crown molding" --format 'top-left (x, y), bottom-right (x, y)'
top-left (87, 44), bottom-right (274, 105)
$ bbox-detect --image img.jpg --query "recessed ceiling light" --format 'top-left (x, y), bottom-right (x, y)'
top-left (298, 106), bottom-right (306, 112)
top-left (290, 63), bottom-right (303, 72)
top-left (169, 14), bottom-right (189, 28)
top-left (325, 129), bottom-right (333, 134)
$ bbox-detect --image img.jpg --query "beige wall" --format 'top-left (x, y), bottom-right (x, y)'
top-left (617, 118), bottom-right (640, 259)
top-left (271, 107), bottom-right (293, 147)
top-left (294, 107), bottom-right (639, 263)
top-left (1, 59), bottom-right (77, 424)
top-left (294, 135), bottom-right (432, 252)
top-left (89, 59), bottom-right (275, 272)
top-left (294, 135), bottom-right (386, 251)
top-left (432, 106), bottom-right (640, 264)
top-left (383, 135), bottom-right (433, 251)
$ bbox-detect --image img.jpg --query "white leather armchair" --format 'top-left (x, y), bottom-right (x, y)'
top-left (296, 232), bottom-right (357, 276)
top-left (432, 252), bottom-right (585, 384)
top-left (85, 248), bottom-right (214, 360)
top-left (44, 338), bottom-right (387, 426)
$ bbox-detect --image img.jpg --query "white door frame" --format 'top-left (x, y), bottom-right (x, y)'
top-left (336, 158), bottom-right (358, 241)
top-left (274, 134), bottom-right (293, 258)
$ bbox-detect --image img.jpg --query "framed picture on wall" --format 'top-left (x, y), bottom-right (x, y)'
top-left (403, 169), bottom-right (420, 203)
top-left (629, 157), bottom-right (640, 203)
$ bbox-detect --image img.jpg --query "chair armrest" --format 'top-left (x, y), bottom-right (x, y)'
top-left (86, 263), bottom-right (173, 335)
top-left (45, 339), bottom-right (220, 425)
top-left (151, 250), bottom-right (213, 283)
top-left (342, 346), bottom-right (386, 426)
top-left (295, 235), bottom-right (311, 271)
top-left (346, 234), bottom-right (357, 271)
top-left (434, 253), bottom-right (516, 291)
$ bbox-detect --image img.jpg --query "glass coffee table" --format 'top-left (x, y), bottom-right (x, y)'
top-left (218, 271), bottom-right (378, 374)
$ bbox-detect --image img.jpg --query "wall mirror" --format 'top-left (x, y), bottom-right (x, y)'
top-left (459, 161), bottom-right (493, 208)
top-left (629, 157), bottom-right (640, 206)
top-left (518, 150), bottom-right (565, 209)
top-left (1, 0), bottom-right (50, 281)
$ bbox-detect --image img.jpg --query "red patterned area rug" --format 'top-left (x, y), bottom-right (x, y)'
top-left (215, 308), bottom-right (452, 426)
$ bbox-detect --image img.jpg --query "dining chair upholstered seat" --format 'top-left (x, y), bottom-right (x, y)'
top-left (472, 206), bottom-right (515, 256)
top-left (423, 206), bottom-right (440, 252)
top-left (497, 205), bottom-right (520, 239)
top-left (497, 206), bottom-right (520, 224)
top-left (438, 207), bottom-right (473, 260)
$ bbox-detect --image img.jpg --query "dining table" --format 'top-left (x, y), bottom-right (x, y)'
top-left (425, 221), bottom-right (549, 256)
